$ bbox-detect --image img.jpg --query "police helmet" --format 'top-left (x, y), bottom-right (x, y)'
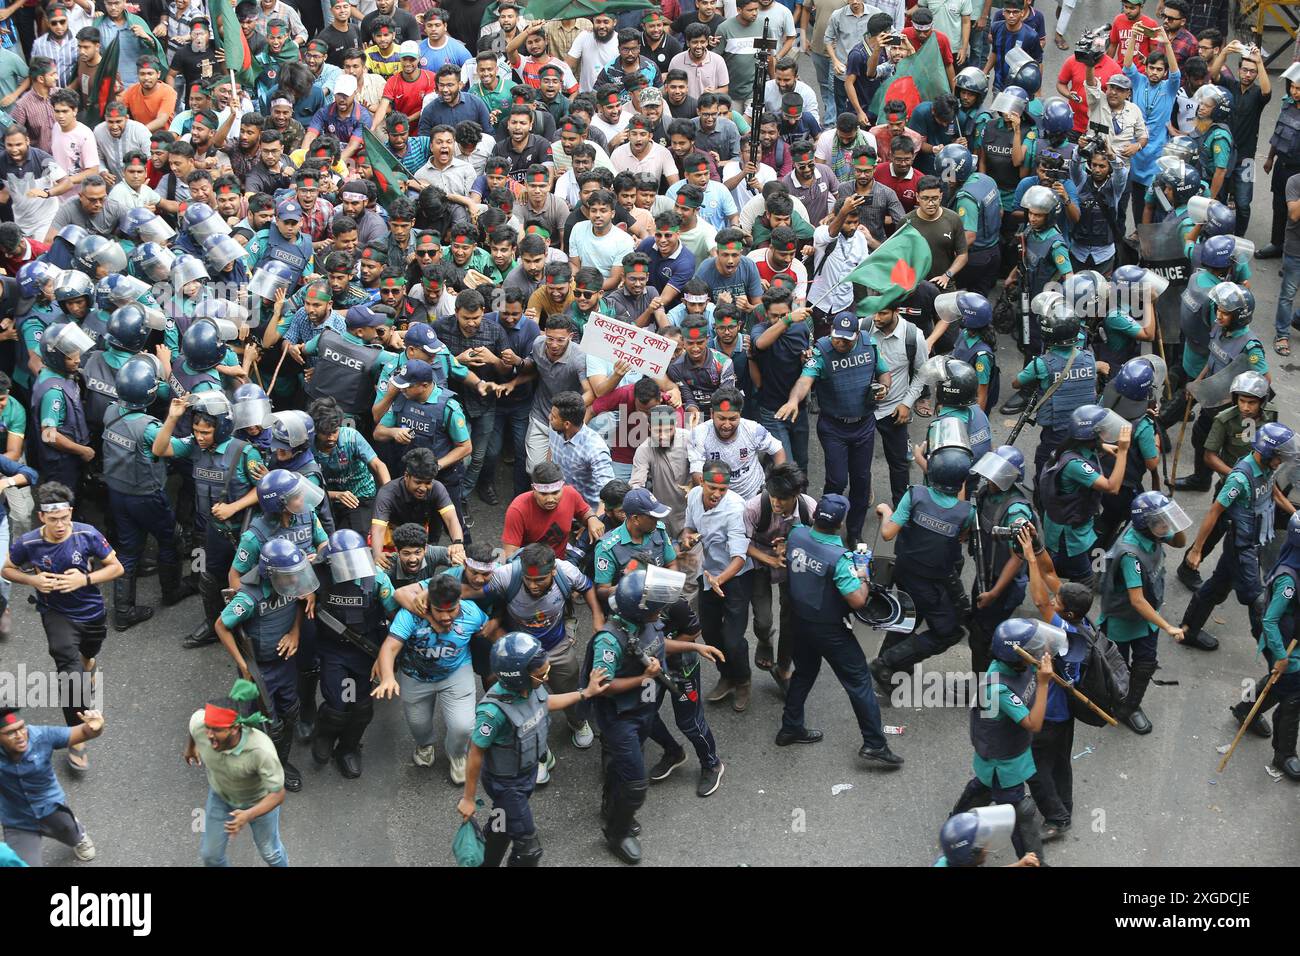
top-left (937, 358), bottom-right (978, 408)
top-left (957, 292), bottom-right (992, 330)
top-left (53, 268), bottom-right (94, 304)
top-left (1068, 403), bottom-right (1110, 441)
top-left (1038, 301), bottom-right (1081, 347)
top-left (1020, 184), bottom-right (1056, 215)
top-left (105, 304), bottom-right (151, 353)
top-left (937, 143), bottom-right (974, 185)
top-left (1208, 282), bottom-right (1254, 329)
top-left (181, 318), bottom-right (225, 371)
top-left (1200, 234), bottom-right (1236, 271)
top-left (954, 67), bottom-right (989, 100)
top-left (492, 631), bottom-right (548, 693)
top-left (1230, 371), bottom-right (1269, 401)
top-left (1112, 355), bottom-right (1156, 403)
top-left (114, 355), bottom-right (161, 410)
top-left (17, 260), bottom-right (59, 299)
top-left (1253, 422), bottom-right (1298, 461)
top-left (1039, 96), bottom-right (1073, 139)
top-left (927, 445), bottom-right (974, 495)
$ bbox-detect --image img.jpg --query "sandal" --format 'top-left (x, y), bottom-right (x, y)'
top-left (67, 744), bottom-right (89, 772)
top-left (1275, 338), bottom-right (1291, 357)
top-left (1054, 33), bottom-right (1069, 51)
top-left (754, 641), bottom-right (775, 671)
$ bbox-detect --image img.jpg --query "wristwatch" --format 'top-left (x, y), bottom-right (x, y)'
top-left (451, 539), bottom-right (464, 545)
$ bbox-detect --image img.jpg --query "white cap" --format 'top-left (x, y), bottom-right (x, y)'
top-left (334, 74), bottom-right (358, 98)
top-left (399, 40), bottom-right (420, 59)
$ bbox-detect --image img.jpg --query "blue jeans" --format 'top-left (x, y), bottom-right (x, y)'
top-left (1277, 253), bottom-right (1300, 340)
top-left (460, 407), bottom-right (496, 503)
top-left (1230, 160), bottom-right (1255, 236)
top-left (486, 402), bottom-right (531, 496)
top-left (200, 788), bottom-right (288, 866)
top-left (757, 405), bottom-right (809, 475)
top-left (782, 620), bottom-right (888, 750)
top-left (811, 52), bottom-right (837, 126)
top-left (969, 23), bottom-right (990, 71)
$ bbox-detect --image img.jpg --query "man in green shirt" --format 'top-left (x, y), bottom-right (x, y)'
top-left (716, 0), bottom-right (769, 104)
top-left (1245, 514), bottom-right (1300, 781)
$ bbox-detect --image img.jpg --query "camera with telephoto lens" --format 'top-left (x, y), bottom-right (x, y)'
top-left (1075, 27), bottom-right (1108, 66)
top-left (989, 525), bottom-right (1020, 540)
top-left (1077, 124), bottom-right (1109, 162)
top-left (1038, 151), bottom-right (1068, 181)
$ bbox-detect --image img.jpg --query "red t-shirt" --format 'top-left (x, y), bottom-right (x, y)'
top-left (1056, 54), bottom-right (1122, 133)
top-left (589, 385), bottom-right (685, 463)
top-left (382, 69), bottom-right (439, 119)
top-left (874, 163), bottom-right (921, 212)
top-left (1108, 13), bottom-right (1157, 72)
top-left (0, 237), bottom-right (49, 277)
top-left (903, 27), bottom-right (954, 66)
top-left (503, 486), bottom-right (592, 558)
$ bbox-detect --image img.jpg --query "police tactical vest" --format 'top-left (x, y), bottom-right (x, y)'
top-left (1038, 348), bottom-right (1097, 430)
top-left (31, 373), bottom-right (89, 464)
top-left (305, 329), bottom-right (384, 418)
top-left (81, 310), bottom-right (108, 347)
top-left (1023, 229), bottom-right (1062, 298)
top-left (982, 121), bottom-right (1020, 191)
top-left (582, 616), bottom-right (666, 714)
top-left (194, 439), bottom-right (252, 525)
top-left (102, 407), bottom-right (166, 495)
top-left (1179, 274), bottom-right (1214, 354)
top-left (1099, 533), bottom-right (1165, 621)
top-left (813, 332), bottom-right (877, 421)
top-left (1196, 123), bottom-right (1236, 189)
top-left (1094, 309), bottom-right (1140, 369)
top-left (1264, 565), bottom-right (1300, 645)
top-left (1227, 457), bottom-right (1275, 548)
top-left (392, 390), bottom-right (464, 482)
top-left (318, 566), bottom-right (384, 641)
top-left (482, 687), bottom-right (550, 778)
top-left (80, 350), bottom-right (121, 431)
top-left (786, 525), bottom-right (853, 626)
top-left (1040, 450), bottom-right (1101, 527)
top-left (940, 406), bottom-right (991, 462)
top-left (1271, 104), bottom-right (1300, 162)
top-left (238, 583), bottom-right (300, 661)
top-left (263, 227), bottom-right (311, 284)
top-left (168, 363), bottom-right (222, 439)
top-left (970, 664), bottom-right (1036, 761)
top-left (895, 485), bottom-right (971, 581)
top-left (978, 484), bottom-right (1032, 584)
top-left (958, 172), bottom-right (1002, 250)
top-left (247, 510), bottom-right (316, 554)
top-left (603, 525), bottom-right (672, 578)
top-left (952, 331), bottom-right (1000, 409)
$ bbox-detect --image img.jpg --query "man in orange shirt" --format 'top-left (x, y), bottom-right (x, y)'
top-left (122, 57), bottom-right (178, 133)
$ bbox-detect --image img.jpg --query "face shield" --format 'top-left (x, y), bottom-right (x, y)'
top-left (1015, 619), bottom-right (1070, 660)
top-left (926, 417), bottom-right (971, 456)
top-left (933, 292), bottom-right (961, 324)
top-left (186, 390), bottom-right (233, 421)
top-left (266, 551), bottom-right (320, 600)
top-left (1284, 61), bottom-right (1300, 84)
top-left (204, 234), bottom-right (249, 271)
top-left (133, 243), bottom-right (176, 283)
top-left (137, 215), bottom-right (176, 243)
top-left (1093, 407), bottom-right (1129, 444)
top-left (641, 565), bottom-right (686, 611)
top-left (916, 354), bottom-right (951, 388)
top-left (1231, 236), bottom-right (1255, 263)
top-left (990, 89), bottom-right (1026, 116)
top-left (47, 322), bottom-right (95, 359)
top-left (1137, 354), bottom-right (1168, 395)
top-left (197, 298), bottom-right (252, 325)
top-left (972, 451), bottom-right (1020, 492)
top-left (248, 263), bottom-right (292, 300)
top-left (233, 394), bottom-right (274, 431)
top-left (969, 804), bottom-right (1016, 852)
top-left (1030, 290), bottom-right (1063, 318)
top-left (187, 209), bottom-right (231, 241)
top-left (172, 255), bottom-right (210, 288)
top-left (282, 473), bottom-right (327, 515)
top-left (1143, 498), bottom-right (1192, 539)
top-left (270, 411), bottom-right (312, 450)
top-left (328, 543), bottom-right (376, 581)
top-left (103, 274), bottom-right (152, 306)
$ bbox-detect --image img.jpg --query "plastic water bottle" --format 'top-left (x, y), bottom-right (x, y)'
top-left (853, 544), bottom-right (872, 581)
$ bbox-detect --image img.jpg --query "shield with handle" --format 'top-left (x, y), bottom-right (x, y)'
top-left (1137, 218), bottom-right (1191, 347)
top-left (1185, 351), bottom-right (1258, 409)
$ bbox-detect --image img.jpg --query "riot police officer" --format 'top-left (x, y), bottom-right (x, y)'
top-left (82, 306), bottom-right (166, 439)
top-left (951, 617), bottom-right (1060, 861)
top-left (969, 446), bottom-right (1036, 675)
top-left (103, 357), bottom-right (196, 631)
top-left (1098, 491), bottom-right (1192, 734)
top-left (582, 568), bottom-right (721, 864)
top-left (592, 488), bottom-right (679, 604)
top-left (936, 805), bottom-right (1038, 866)
top-left (870, 444), bottom-right (975, 687)
top-left (1164, 233), bottom-right (1236, 428)
top-left (311, 530), bottom-right (399, 778)
top-left (1096, 356), bottom-right (1163, 548)
top-left (1093, 266), bottom-right (1157, 375)
top-left (1012, 300), bottom-right (1098, 478)
top-left (1245, 512), bottom-right (1300, 780)
top-left (914, 359), bottom-right (991, 493)
top-left (303, 303), bottom-right (391, 430)
top-left (267, 409), bottom-right (337, 537)
top-left (782, 494), bottom-right (904, 768)
top-left (1179, 423), bottom-right (1300, 650)
top-left (214, 537), bottom-right (320, 792)
top-left (1038, 404), bottom-right (1133, 582)
top-left (459, 632), bottom-right (612, 867)
top-left (941, 292), bottom-right (999, 412)
top-left (942, 145), bottom-right (1003, 299)
top-left (32, 322), bottom-right (96, 494)
top-left (228, 470), bottom-right (330, 594)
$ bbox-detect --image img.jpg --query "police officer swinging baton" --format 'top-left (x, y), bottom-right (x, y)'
top-left (1011, 645), bottom-right (1118, 726)
top-left (1217, 637), bottom-right (1300, 773)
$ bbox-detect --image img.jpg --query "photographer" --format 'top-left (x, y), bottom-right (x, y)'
top-left (1214, 39), bottom-right (1271, 237)
top-left (1056, 27), bottom-right (1121, 141)
top-left (1122, 24), bottom-right (1181, 234)
top-left (1084, 66), bottom-right (1147, 189)
top-left (1068, 140), bottom-right (1128, 275)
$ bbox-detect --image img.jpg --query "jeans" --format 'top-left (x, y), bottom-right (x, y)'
top-left (1277, 253), bottom-right (1300, 341)
top-left (460, 407), bottom-right (497, 503)
top-left (699, 569), bottom-right (753, 684)
top-left (1230, 159), bottom-right (1255, 236)
top-left (782, 620), bottom-right (888, 751)
top-left (200, 789), bottom-right (288, 866)
top-left (811, 52), bottom-right (837, 126)
top-left (397, 665), bottom-right (477, 756)
top-left (968, 22), bottom-right (990, 70)
top-left (757, 405), bottom-right (809, 475)
top-left (487, 402), bottom-right (532, 495)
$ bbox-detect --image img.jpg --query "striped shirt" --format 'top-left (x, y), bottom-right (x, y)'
top-left (31, 33), bottom-right (79, 87)
top-left (548, 424), bottom-right (616, 510)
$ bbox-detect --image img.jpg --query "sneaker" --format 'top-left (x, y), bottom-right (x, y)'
top-left (706, 677), bottom-right (735, 702)
top-left (571, 720), bottom-right (595, 749)
top-left (462, 510), bottom-right (476, 530)
top-left (1040, 820), bottom-right (1071, 842)
top-left (449, 754), bottom-right (467, 784)
top-left (478, 483), bottom-right (500, 506)
top-left (649, 748), bottom-right (688, 782)
top-left (73, 836), bottom-right (96, 861)
top-left (696, 761), bottom-right (724, 797)
top-left (536, 750), bottom-right (556, 785)
top-left (413, 744), bottom-right (436, 767)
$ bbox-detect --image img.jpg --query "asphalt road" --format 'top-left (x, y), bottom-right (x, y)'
top-left (5, 0), bottom-right (1300, 867)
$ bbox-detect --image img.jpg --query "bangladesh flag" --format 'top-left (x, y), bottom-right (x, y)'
top-left (362, 127), bottom-right (411, 206)
top-left (843, 223), bottom-right (933, 317)
top-left (212, 0), bottom-right (256, 87)
top-left (869, 34), bottom-right (950, 119)
top-left (79, 34), bottom-right (119, 127)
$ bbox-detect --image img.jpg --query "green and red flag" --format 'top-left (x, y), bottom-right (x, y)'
top-left (523, 0), bottom-right (655, 20)
top-left (212, 0), bottom-right (256, 87)
top-left (869, 34), bottom-right (950, 119)
top-left (79, 34), bottom-right (119, 127)
top-left (362, 127), bottom-right (411, 206)
top-left (843, 222), bottom-right (933, 317)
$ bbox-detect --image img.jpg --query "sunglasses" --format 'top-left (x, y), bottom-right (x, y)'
top-left (416, 248), bottom-right (437, 256)
top-left (49, 18), bottom-right (67, 23)
top-left (574, 289), bottom-right (600, 298)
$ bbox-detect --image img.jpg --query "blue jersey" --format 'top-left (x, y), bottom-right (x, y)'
top-left (9, 523), bottom-right (112, 622)
top-left (389, 601), bottom-right (487, 682)
top-left (0, 724), bottom-right (71, 828)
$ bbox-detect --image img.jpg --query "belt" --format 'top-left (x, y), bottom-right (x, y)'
top-left (825, 413), bottom-right (868, 426)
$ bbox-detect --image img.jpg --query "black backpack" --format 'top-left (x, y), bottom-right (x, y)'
top-left (1069, 619), bottom-right (1131, 727)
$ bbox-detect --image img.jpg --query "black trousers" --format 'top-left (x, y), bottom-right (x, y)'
top-left (956, 245), bottom-right (1001, 299)
top-left (1027, 717), bottom-right (1075, 826)
top-left (874, 413), bottom-right (911, 506)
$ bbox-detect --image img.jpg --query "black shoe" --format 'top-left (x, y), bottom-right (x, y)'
top-left (311, 735), bottom-right (334, 766)
top-left (1040, 819), bottom-right (1071, 842)
top-left (1172, 475), bottom-right (1211, 492)
top-left (336, 749), bottom-right (363, 779)
top-left (605, 831), bottom-right (642, 864)
top-left (1255, 243), bottom-right (1283, 260)
top-left (113, 606), bottom-right (153, 633)
top-left (1124, 707), bottom-right (1153, 735)
top-left (858, 744), bottom-right (904, 767)
top-left (869, 657), bottom-right (894, 695)
top-left (1177, 560), bottom-right (1203, 590)
top-left (649, 748), bottom-right (687, 782)
top-left (283, 761), bottom-right (303, 792)
top-left (775, 727), bottom-right (823, 746)
top-left (1181, 629), bottom-right (1220, 651)
top-left (598, 803), bottom-right (641, 836)
top-left (477, 483), bottom-right (500, 506)
top-left (999, 391), bottom-right (1028, 415)
top-left (1275, 755), bottom-right (1300, 780)
top-left (182, 627), bottom-right (218, 649)
top-left (1232, 704), bottom-right (1272, 739)
top-left (696, 761), bottom-right (724, 797)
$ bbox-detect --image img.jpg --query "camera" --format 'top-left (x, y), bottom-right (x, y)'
top-left (1077, 129), bottom-right (1108, 162)
top-left (989, 525), bottom-right (1020, 540)
top-left (1075, 27), bottom-right (1108, 66)
top-left (1038, 151), bottom-right (1067, 181)
top-left (885, 33), bottom-right (904, 46)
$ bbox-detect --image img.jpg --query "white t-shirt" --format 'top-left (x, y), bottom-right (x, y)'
top-left (687, 419), bottom-right (784, 501)
top-left (567, 32), bottom-right (619, 93)
top-left (50, 123), bottom-right (100, 201)
top-left (610, 142), bottom-right (678, 180)
top-left (722, 0), bottom-right (798, 42)
top-left (589, 110), bottom-right (631, 144)
top-left (2, 155), bottom-right (67, 238)
top-left (569, 221), bottom-right (636, 277)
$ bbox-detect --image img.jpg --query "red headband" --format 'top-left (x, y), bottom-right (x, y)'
top-left (204, 703), bottom-right (238, 729)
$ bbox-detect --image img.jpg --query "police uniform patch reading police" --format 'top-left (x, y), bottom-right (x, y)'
top-left (479, 722), bottom-right (493, 737)
top-left (1286, 586), bottom-right (1296, 600)
top-left (602, 649), bottom-right (615, 663)
top-left (1008, 693), bottom-right (1024, 707)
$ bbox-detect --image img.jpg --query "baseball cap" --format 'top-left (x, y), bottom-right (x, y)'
top-left (345, 304), bottom-right (387, 329)
top-left (640, 86), bottom-right (663, 106)
top-left (1106, 73), bottom-right (1133, 89)
top-left (622, 488), bottom-right (671, 518)
top-left (391, 359), bottom-right (434, 387)
top-left (275, 199), bottom-right (302, 221)
top-left (814, 494), bottom-right (849, 528)
top-left (334, 74), bottom-right (358, 98)
top-left (403, 322), bottom-right (442, 354)
top-left (399, 40), bottom-right (420, 59)
top-left (831, 311), bottom-right (859, 339)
